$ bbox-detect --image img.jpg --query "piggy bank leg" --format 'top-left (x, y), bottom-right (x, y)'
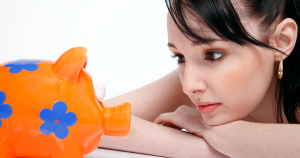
top-left (55, 153), bottom-right (84, 158)
top-left (54, 146), bottom-right (85, 158)
top-left (85, 134), bottom-right (102, 155)
top-left (0, 142), bottom-right (16, 158)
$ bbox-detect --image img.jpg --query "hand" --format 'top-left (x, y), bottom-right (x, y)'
top-left (154, 105), bottom-right (210, 137)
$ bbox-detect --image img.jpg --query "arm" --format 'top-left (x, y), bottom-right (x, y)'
top-left (154, 105), bottom-right (300, 157)
top-left (100, 115), bottom-right (228, 158)
top-left (101, 69), bottom-right (227, 157)
top-left (103, 69), bottom-right (193, 122)
top-left (203, 120), bottom-right (300, 158)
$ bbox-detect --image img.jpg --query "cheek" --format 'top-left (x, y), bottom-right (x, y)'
top-left (178, 65), bottom-right (185, 83)
top-left (214, 51), bottom-right (274, 120)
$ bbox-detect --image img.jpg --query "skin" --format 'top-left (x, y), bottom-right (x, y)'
top-left (165, 13), bottom-right (277, 126)
top-left (100, 2), bottom-right (299, 157)
top-left (154, 7), bottom-right (299, 158)
top-left (100, 70), bottom-right (228, 157)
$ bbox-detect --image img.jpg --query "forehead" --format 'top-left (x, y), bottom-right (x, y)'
top-left (166, 4), bottom-right (262, 46)
top-left (167, 13), bottom-right (221, 45)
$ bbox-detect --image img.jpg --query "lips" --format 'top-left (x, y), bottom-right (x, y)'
top-left (196, 102), bottom-right (221, 114)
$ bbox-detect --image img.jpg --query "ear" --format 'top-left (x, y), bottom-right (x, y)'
top-left (54, 47), bottom-right (88, 83)
top-left (272, 18), bottom-right (298, 61)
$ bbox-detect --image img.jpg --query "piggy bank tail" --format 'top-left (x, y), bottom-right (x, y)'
top-left (104, 102), bottom-right (131, 137)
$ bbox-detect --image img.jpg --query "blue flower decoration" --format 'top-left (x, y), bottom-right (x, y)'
top-left (39, 101), bottom-right (77, 139)
top-left (5, 59), bottom-right (42, 74)
top-left (0, 91), bottom-right (13, 128)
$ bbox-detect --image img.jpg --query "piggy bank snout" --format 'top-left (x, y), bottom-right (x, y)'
top-left (104, 102), bottom-right (131, 137)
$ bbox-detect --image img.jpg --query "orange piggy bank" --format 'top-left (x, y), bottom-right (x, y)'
top-left (0, 47), bottom-right (131, 158)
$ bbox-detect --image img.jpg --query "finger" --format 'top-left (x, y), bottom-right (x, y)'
top-left (161, 122), bottom-right (174, 127)
top-left (154, 113), bottom-right (182, 129)
top-left (154, 113), bottom-right (172, 125)
top-left (159, 122), bottom-right (181, 130)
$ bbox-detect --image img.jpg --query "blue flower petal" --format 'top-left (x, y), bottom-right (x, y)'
top-left (40, 122), bottom-right (55, 135)
top-left (0, 104), bottom-right (12, 119)
top-left (4, 61), bottom-right (20, 66)
top-left (39, 101), bottom-right (76, 139)
top-left (24, 64), bottom-right (39, 72)
top-left (39, 108), bottom-right (54, 122)
top-left (0, 91), bottom-right (5, 105)
top-left (29, 59), bottom-right (42, 64)
top-left (8, 65), bottom-right (23, 74)
top-left (61, 112), bottom-right (77, 126)
top-left (13, 59), bottom-right (41, 65)
top-left (52, 101), bottom-right (67, 115)
top-left (54, 124), bottom-right (69, 139)
top-left (4, 59), bottom-right (42, 74)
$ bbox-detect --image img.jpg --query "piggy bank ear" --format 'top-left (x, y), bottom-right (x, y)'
top-left (53, 47), bottom-right (88, 83)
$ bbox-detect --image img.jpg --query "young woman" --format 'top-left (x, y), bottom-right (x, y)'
top-left (99, 0), bottom-right (300, 157)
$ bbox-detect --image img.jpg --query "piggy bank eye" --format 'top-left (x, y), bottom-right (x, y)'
top-left (91, 77), bottom-right (106, 102)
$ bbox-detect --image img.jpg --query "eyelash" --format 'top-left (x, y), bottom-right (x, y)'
top-left (205, 51), bottom-right (224, 63)
top-left (171, 54), bottom-right (185, 64)
top-left (171, 51), bottom-right (224, 64)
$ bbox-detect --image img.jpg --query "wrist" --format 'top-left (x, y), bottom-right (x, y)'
top-left (201, 122), bottom-right (213, 138)
top-left (202, 119), bottom-right (245, 138)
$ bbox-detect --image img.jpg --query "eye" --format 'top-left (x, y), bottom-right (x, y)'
top-left (205, 51), bottom-right (224, 63)
top-left (171, 54), bottom-right (185, 64)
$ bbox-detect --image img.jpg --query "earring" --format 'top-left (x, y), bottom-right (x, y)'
top-left (278, 57), bottom-right (283, 79)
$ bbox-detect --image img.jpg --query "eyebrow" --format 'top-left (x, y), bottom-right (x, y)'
top-left (167, 43), bottom-right (177, 49)
top-left (167, 41), bottom-right (204, 49)
top-left (168, 38), bottom-right (224, 49)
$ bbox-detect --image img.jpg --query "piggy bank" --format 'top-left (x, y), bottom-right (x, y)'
top-left (0, 47), bottom-right (131, 158)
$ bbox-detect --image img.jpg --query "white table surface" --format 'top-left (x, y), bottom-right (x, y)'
top-left (85, 148), bottom-right (165, 158)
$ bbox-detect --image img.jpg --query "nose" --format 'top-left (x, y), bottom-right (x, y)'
top-left (181, 67), bottom-right (207, 95)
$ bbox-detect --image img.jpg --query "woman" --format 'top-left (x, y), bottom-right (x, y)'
top-left (100, 0), bottom-right (300, 157)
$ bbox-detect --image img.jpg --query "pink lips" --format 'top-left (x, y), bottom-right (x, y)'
top-left (196, 102), bottom-right (221, 114)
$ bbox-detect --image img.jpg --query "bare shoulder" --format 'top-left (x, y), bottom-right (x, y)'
top-left (104, 69), bottom-right (193, 122)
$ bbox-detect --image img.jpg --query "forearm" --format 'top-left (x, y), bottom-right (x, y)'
top-left (203, 120), bottom-right (300, 158)
top-left (100, 115), bottom-right (227, 158)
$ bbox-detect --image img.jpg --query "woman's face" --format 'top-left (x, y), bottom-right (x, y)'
top-left (167, 14), bottom-right (277, 125)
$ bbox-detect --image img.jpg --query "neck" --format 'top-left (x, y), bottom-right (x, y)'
top-left (248, 73), bottom-right (288, 123)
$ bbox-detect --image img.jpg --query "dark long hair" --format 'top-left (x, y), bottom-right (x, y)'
top-left (166, 0), bottom-right (300, 123)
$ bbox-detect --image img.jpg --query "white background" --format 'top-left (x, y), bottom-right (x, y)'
top-left (0, 0), bottom-right (178, 99)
